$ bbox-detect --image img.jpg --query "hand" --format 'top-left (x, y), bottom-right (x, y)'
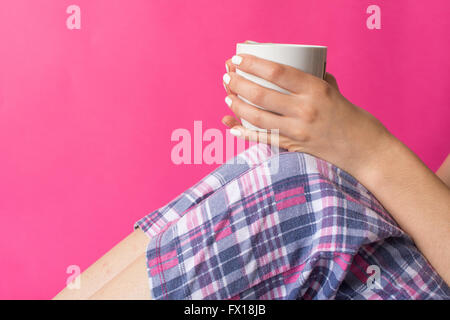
top-left (223, 53), bottom-right (450, 285)
top-left (222, 53), bottom-right (393, 180)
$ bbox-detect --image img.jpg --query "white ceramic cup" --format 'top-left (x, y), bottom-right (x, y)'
top-left (235, 42), bottom-right (327, 131)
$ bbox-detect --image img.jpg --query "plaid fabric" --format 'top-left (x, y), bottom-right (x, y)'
top-left (135, 143), bottom-right (450, 300)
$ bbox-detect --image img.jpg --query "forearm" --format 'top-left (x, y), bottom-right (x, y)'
top-left (357, 134), bottom-right (450, 284)
top-left (221, 53), bottom-right (450, 284)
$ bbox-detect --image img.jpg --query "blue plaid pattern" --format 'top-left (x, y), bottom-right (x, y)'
top-left (135, 144), bottom-right (450, 300)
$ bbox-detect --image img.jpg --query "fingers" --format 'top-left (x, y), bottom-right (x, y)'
top-left (231, 125), bottom-right (280, 146)
top-left (225, 58), bottom-right (235, 72)
top-left (221, 116), bottom-right (299, 152)
top-left (224, 93), bottom-right (288, 132)
top-left (224, 41), bottom-right (260, 93)
top-left (224, 59), bottom-right (236, 95)
top-left (221, 115), bottom-right (240, 128)
top-left (223, 71), bottom-right (298, 116)
top-left (229, 53), bottom-right (315, 94)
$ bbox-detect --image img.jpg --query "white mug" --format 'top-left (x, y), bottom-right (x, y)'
top-left (235, 42), bottom-right (327, 131)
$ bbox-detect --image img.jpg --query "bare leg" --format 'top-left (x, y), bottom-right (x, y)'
top-left (88, 254), bottom-right (150, 300)
top-left (436, 154), bottom-right (450, 187)
top-left (53, 228), bottom-right (151, 300)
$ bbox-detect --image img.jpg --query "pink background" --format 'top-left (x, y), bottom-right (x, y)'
top-left (0, 0), bottom-right (449, 299)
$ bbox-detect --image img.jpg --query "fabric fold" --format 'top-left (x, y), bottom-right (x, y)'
top-left (135, 144), bottom-right (450, 300)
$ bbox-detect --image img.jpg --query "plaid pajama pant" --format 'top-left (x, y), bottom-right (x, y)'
top-left (135, 143), bottom-right (450, 300)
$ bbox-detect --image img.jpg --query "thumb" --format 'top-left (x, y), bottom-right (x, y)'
top-left (227, 124), bottom-right (297, 151)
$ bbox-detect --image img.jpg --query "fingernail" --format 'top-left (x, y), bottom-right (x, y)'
top-left (230, 128), bottom-right (242, 137)
top-left (223, 73), bottom-right (231, 85)
top-left (225, 63), bottom-right (229, 73)
top-left (231, 55), bottom-right (243, 65)
top-left (225, 96), bottom-right (232, 107)
top-left (223, 82), bottom-right (227, 91)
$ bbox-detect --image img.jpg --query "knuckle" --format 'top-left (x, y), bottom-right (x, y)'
top-left (248, 87), bottom-right (265, 104)
top-left (250, 110), bottom-right (264, 127)
top-left (266, 64), bottom-right (284, 82)
top-left (293, 96), bottom-right (318, 124)
top-left (234, 104), bottom-right (245, 119)
top-left (228, 72), bottom-right (237, 88)
top-left (301, 105), bottom-right (318, 123)
top-left (314, 80), bottom-right (333, 97)
top-left (245, 56), bottom-right (258, 73)
top-left (229, 98), bottom-right (240, 113)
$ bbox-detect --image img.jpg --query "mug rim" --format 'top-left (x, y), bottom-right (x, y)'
top-left (237, 42), bottom-right (327, 49)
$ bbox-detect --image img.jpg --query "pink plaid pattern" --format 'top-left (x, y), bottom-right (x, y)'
top-left (135, 144), bottom-right (449, 300)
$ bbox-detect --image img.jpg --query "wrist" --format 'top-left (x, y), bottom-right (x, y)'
top-left (339, 118), bottom-right (450, 285)
top-left (354, 128), bottom-right (444, 206)
top-left (350, 121), bottom-right (402, 191)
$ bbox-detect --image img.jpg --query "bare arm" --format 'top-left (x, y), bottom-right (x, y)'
top-left (222, 53), bottom-right (450, 284)
top-left (358, 138), bottom-right (450, 284)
